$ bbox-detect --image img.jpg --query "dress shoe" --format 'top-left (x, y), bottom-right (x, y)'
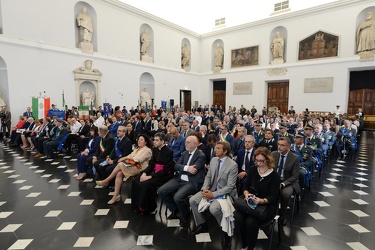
top-left (107, 195), bottom-right (121, 204)
top-left (221, 232), bottom-right (232, 250)
top-left (96, 180), bottom-right (108, 187)
top-left (76, 173), bottom-right (87, 180)
top-left (179, 218), bottom-right (190, 229)
top-left (167, 211), bottom-right (179, 220)
top-left (191, 223), bottom-right (208, 235)
top-left (34, 153), bottom-right (44, 158)
top-left (279, 216), bottom-right (287, 226)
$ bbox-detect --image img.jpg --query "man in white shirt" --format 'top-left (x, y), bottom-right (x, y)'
top-left (333, 105), bottom-right (342, 117)
top-left (94, 112), bottom-right (105, 127)
top-left (70, 117), bottom-right (82, 134)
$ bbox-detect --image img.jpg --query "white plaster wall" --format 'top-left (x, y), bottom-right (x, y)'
top-left (197, 1), bottom-right (375, 112)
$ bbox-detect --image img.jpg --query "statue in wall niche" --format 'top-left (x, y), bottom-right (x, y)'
top-left (81, 88), bottom-right (95, 107)
top-left (214, 43), bottom-right (224, 68)
top-left (271, 32), bottom-right (284, 63)
top-left (140, 88), bottom-right (152, 108)
top-left (356, 12), bottom-right (375, 53)
top-left (77, 7), bottom-right (93, 43)
top-left (77, 7), bottom-right (94, 53)
top-left (141, 29), bottom-right (151, 56)
top-left (0, 90), bottom-right (6, 107)
top-left (181, 42), bottom-right (190, 70)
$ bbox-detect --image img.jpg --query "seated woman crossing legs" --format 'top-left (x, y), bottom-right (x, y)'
top-left (96, 134), bottom-right (153, 204)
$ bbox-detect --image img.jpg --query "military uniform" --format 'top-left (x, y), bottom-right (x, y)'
top-left (291, 143), bottom-right (314, 188)
top-left (321, 130), bottom-right (336, 156)
top-left (252, 130), bottom-right (264, 147)
top-left (336, 126), bottom-right (357, 159)
top-left (258, 137), bottom-right (277, 152)
top-left (275, 132), bottom-right (295, 144)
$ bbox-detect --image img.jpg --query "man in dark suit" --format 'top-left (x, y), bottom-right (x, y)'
top-left (191, 119), bottom-right (200, 132)
top-left (236, 135), bottom-right (256, 191)
top-left (65, 119), bottom-right (90, 153)
top-left (97, 125), bottom-right (132, 181)
top-left (1, 106), bottom-right (11, 138)
top-left (232, 126), bottom-right (246, 158)
top-left (168, 127), bottom-right (186, 162)
top-left (272, 137), bottom-right (300, 226)
top-left (204, 134), bottom-right (217, 165)
top-left (142, 113), bottom-right (152, 135)
top-left (89, 125), bottom-right (116, 177)
top-left (22, 107), bottom-right (33, 118)
top-left (218, 124), bottom-right (235, 150)
top-left (159, 135), bottom-right (206, 229)
top-left (133, 116), bottom-right (143, 135)
top-left (190, 141), bottom-right (238, 249)
top-left (42, 118), bottom-right (69, 159)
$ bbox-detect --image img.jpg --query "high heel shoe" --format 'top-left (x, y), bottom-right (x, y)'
top-left (107, 195), bottom-right (121, 205)
top-left (95, 180), bottom-right (107, 186)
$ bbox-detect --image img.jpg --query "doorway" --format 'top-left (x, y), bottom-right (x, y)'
top-left (267, 81), bottom-right (289, 114)
top-left (349, 69), bottom-right (375, 115)
top-left (180, 90), bottom-right (191, 112)
top-left (213, 80), bottom-right (226, 112)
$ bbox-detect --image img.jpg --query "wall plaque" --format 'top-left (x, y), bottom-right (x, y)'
top-left (233, 82), bottom-right (252, 95)
top-left (304, 77), bottom-right (333, 93)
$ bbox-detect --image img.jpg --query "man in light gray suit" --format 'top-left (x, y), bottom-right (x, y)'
top-left (159, 135), bottom-right (206, 229)
top-left (189, 141), bottom-right (238, 249)
top-left (180, 121), bottom-right (195, 138)
top-left (272, 137), bottom-right (300, 226)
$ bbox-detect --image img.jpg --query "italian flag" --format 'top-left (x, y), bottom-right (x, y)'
top-left (32, 97), bottom-right (50, 119)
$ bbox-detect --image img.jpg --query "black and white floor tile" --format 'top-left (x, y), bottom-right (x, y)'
top-left (0, 131), bottom-right (374, 249)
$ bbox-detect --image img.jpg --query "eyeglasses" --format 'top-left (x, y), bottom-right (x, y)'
top-left (277, 144), bottom-right (287, 147)
top-left (117, 130), bottom-right (125, 132)
top-left (255, 159), bottom-right (266, 163)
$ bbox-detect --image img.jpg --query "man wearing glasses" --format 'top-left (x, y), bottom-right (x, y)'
top-left (271, 137), bottom-right (300, 226)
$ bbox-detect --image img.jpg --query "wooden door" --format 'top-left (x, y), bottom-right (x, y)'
top-left (213, 90), bottom-right (226, 111)
top-left (267, 82), bottom-right (289, 114)
top-left (213, 80), bottom-right (226, 112)
top-left (180, 90), bottom-right (191, 112)
top-left (349, 89), bottom-right (375, 115)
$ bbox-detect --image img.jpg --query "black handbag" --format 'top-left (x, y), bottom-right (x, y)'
top-left (234, 195), bottom-right (267, 220)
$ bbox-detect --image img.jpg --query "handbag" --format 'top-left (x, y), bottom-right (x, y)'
top-left (125, 159), bottom-right (142, 169)
top-left (234, 195), bottom-right (267, 220)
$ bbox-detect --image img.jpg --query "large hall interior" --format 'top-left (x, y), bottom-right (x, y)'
top-left (0, 0), bottom-right (375, 249)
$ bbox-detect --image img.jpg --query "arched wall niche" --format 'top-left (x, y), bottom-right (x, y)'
top-left (212, 39), bottom-right (224, 70)
top-left (74, 1), bottom-right (98, 52)
top-left (140, 24), bottom-right (154, 63)
top-left (0, 57), bottom-right (9, 108)
top-left (139, 72), bottom-right (155, 109)
top-left (270, 26), bottom-right (288, 64)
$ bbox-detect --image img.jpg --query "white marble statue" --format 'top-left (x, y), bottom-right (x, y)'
top-left (271, 32), bottom-right (284, 60)
top-left (141, 29), bottom-right (151, 56)
top-left (140, 88), bottom-right (152, 108)
top-left (181, 42), bottom-right (190, 70)
top-left (0, 90), bottom-right (6, 107)
top-left (82, 88), bottom-right (91, 106)
top-left (214, 43), bottom-right (224, 68)
top-left (356, 12), bottom-right (375, 53)
top-left (77, 7), bottom-right (93, 43)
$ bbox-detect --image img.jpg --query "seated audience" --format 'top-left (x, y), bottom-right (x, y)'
top-left (159, 135), bottom-right (206, 228)
top-left (76, 127), bottom-right (100, 180)
top-left (234, 147), bottom-right (280, 250)
top-left (131, 132), bottom-right (174, 214)
top-left (168, 127), bottom-right (186, 162)
top-left (96, 134), bottom-right (153, 204)
top-left (189, 141), bottom-right (238, 250)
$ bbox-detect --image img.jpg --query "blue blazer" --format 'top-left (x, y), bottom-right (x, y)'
top-left (109, 122), bottom-right (120, 137)
top-left (236, 148), bottom-right (255, 174)
top-left (168, 135), bottom-right (186, 161)
top-left (87, 136), bottom-right (100, 155)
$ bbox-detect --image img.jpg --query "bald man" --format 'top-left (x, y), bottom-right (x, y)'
top-left (159, 135), bottom-right (206, 229)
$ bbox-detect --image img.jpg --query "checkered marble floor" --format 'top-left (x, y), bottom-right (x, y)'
top-left (0, 131), bottom-right (374, 250)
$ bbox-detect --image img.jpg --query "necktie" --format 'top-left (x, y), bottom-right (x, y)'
top-left (277, 155), bottom-right (285, 176)
top-left (245, 150), bottom-right (250, 169)
top-left (211, 159), bottom-right (222, 191)
top-left (211, 147), bottom-right (215, 159)
top-left (184, 130), bottom-right (187, 137)
top-left (171, 138), bottom-right (175, 146)
top-left (185, 153), bottom-right (192, 165)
